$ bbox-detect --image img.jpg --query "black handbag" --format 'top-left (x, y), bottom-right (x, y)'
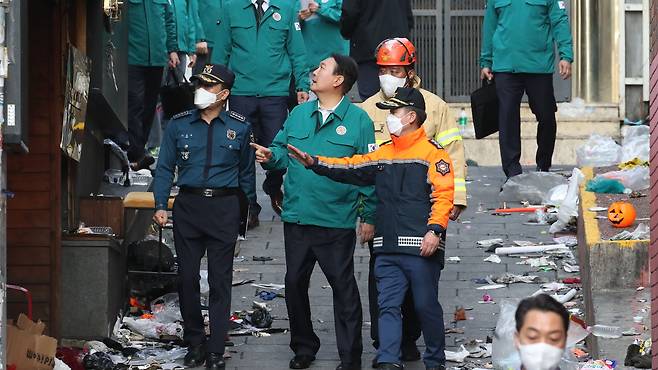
top-left (160, 68), bottom-right (195, 119)
top-left (470, 79), bottom-right (499, 140)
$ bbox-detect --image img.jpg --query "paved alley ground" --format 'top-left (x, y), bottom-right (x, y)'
top-left (189, 166), bottom-right (577, 370)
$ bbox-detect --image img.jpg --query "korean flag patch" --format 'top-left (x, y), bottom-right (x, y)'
top-left (435, 159), bottom-right (451, 176)
top-left (558, 1), bottom-right (566, 9)
top-left (367, 143), bottom-right (378, 153)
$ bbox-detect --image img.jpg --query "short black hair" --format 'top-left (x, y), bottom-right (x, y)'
top-left (515, 294), bottom-right (569, 333)
top-left (331, 53), bottom-right (359, 94)
top-left (404, 106), bottom-right (427, 125)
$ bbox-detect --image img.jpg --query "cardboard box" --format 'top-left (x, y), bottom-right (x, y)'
top-left (7, 314), bottom-right (57, 370)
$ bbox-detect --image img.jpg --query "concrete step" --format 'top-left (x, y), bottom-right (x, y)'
top-left (450, 103), bottom-right (621, 166)
top-left (450, 102), bottom-right (621, 123)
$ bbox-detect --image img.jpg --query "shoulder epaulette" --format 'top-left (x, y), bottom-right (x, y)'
top-left (229, 110), bottom-right (246, 122)
top-left (428, 139), bottom-right (444, 149)
top-left (171, 110), bottom-right (194, 120)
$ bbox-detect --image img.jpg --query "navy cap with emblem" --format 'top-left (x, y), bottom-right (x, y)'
top-left (376, 87), bottom-right (426, 111)
top-left (191, 64), bottom-right (236, 89)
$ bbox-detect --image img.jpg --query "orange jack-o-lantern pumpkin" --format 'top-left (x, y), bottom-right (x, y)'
top-left (607, 201), bottom-right (636, 228)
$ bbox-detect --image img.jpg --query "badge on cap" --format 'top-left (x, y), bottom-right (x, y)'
top-left (273, 12), bottom-right (281, 21)
top-left (336, 125), bottom-right (347, 136)
top-left (203, 65), bottom-right (213, 74)
top-left (227, 129), bottom-right (237, 140)
top-left (435, 159), bottom-right (451, 176)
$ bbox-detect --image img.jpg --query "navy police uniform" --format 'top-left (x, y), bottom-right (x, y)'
top-left (153, 64), bottom-right (256, 356)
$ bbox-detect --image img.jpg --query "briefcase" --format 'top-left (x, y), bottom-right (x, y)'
top-left (161, 68), bottom-right (195, 119)
top-left (470, 80), bottom-right (499, 139)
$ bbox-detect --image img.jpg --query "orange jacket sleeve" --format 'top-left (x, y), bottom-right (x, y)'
top-left (427, 149), bottom-right (455, 231)
top-left (311, 148), bottom-right (386, 187)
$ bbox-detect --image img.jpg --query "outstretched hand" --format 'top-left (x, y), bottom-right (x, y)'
top-left (250, 142), bottom-right (273, 163)
top-left (287, 144), bottom-right (315, 167)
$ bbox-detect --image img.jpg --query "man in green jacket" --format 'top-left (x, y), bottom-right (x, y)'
top-left (480, 0), bottom-right (573, 179)
top-left (194, 0), bottom-right (224, 74)
top-left (298, 0), bottom-right (349, 71)
top-left (251, 54), bottom-right (375, 370)
top-left (213, 0), bottom-right (310, 227)
top-left (128, 0), bottom-right (178, 169)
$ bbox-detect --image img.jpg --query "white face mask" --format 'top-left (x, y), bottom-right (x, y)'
top-left (518, 343), bottom-right (564, 370)
top-left (379, 74), bottom-right (407, 98)
top-left (194, 87), bottom-right (220, 110)
top-left (386, 113), bottom-right (408, 137)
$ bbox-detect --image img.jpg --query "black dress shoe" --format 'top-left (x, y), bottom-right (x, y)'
top-left (206, 352), bottom-right (225, 369)
top-left (183, 343), bottom-right (206, 367)
top-left (270, 189), bottom-right (284, 216)
top-left (336, 362), bottom-right (362, 370)
top-left (400, 343), bottom-right (421, 362)
top-left (289, 354), bottom-right (315, 369)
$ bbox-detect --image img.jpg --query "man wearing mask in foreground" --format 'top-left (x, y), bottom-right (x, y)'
top-left (153, 64), bottom-right (256, 370)
top-left (514, 294), bottom-right (569, 370)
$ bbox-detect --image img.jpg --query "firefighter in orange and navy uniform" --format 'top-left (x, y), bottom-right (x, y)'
top-left (287, 88), bottom-right (453, 370)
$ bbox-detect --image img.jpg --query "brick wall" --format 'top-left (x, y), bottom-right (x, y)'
top-left (6, 1), bottom-right (63, 335)
top-left (650, 0), bottom-right (658, 366)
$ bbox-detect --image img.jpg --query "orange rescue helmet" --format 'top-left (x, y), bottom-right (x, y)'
top-left (375, 38), bottom-right (417, 66)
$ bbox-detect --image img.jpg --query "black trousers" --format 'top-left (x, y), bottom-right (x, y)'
top-left (495, 73), bottom-right (557, 178)
top-left (229, 95), bottom-right (288, 215)
top-left (368, 242), bottom-right (421, 350)
top-left (173, 192), bottom-right (240, 353)
top-left (284, 223), bottom-right (363, 365)
top-left (127, 65), bottom-right (164, 162)
top-left (357, 61), bottom-right (381, 101)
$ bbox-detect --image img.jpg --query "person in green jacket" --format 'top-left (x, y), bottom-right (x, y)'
top-left (213, 0), bottom-right (311, 228)
top-left (194, 0), bottom-right (224, 74)
top-left (128, 0), bottom-right (178, 169)
top-left (298, 0), bottom-right (349, 72)
top-left (251, 54), bottom-right (375, 370)
top-left (480, 0), bottom-right (573, 179)
top-left (170, 0), bottom-right (206, 70)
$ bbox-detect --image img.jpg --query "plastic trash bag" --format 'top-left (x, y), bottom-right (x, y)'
top-left (542, 184), bottom-right (568, 206)
top-left (549, 168), bottom-right (584, 234)
top-left (122, 317), bottom-right (183, 340)
top-left (82, 352), bottom-right (116, 370)
top-left (54, 358), bottom-right (72, 370)
top-left (585, 178), bottom-right (626, 194)
top-left (499, 172), bottom-right (568, 204)
top-left (492, 300), bottom-right (522, 370)
top-left (621, 125), bottom-right (649, 163)
top-left (597, 166), bottom-right (649, 191)
top-left (150, 293), bottom-right (183, 323)
top-left (576, 134), bottom-right (621, 167)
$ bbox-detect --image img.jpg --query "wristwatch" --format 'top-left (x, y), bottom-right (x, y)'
top-left (428, 229), bottom-right (440, 237)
